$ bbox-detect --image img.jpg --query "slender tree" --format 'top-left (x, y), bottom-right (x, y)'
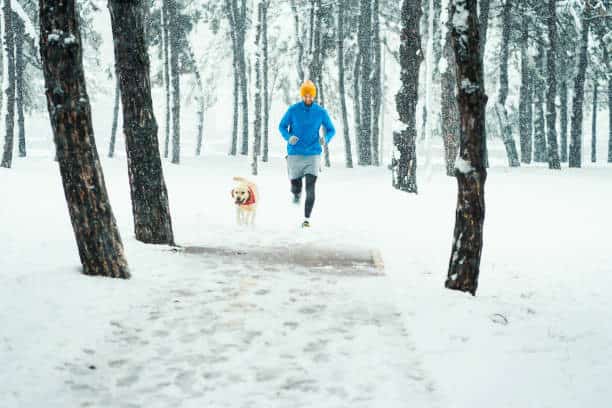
top-left (337, 0), bottom-right (353, 168)
top-left (290, 0), bottom-right (305, 83)
top-left (186, 44), bottom-right (205, 156)
top-left (545, 0), bottom-right (560, 169)
top-left (109, 0), bottom-right (175, 245)
top-left (440, 0), bottom-right (459, 176)
top-left (495, 0), bottom-right (520, 167)
top-left (161, 0), bottom-right (171, 159)
top-left (39, 0), bottom-right (129, 278)
top-left (353, 51), bottom-right (361, 155)
top-left (371, 0), bottom-right (382, 167)
top-left (1, 0), bottom-right (15, 169)
top-left (533, 28), bottom-right (547, 163)
top-left (478, 0), bottom-right (490, 167)
top-left (591, 79), bottom-right (598, 163)
top-left (108, 77), bottom-right (120, 158)
top-left (262, 0), bottom-right (270, 162)
top-left (15, 14), bottom-right (25, 158)
top-left (605, 43), bottom-right (612, 163)
top-left (392, 0), bottom-right (422, 193)
top-left (168, 0), bottom-right (181, 164)
top-left (569, 1), bottom-right (591, 168)
top-left (224, 0), bottom-right (239, 156)
top-left (519, 10), bottom-right (532, 164)
top-left (559, 70), bottom-right (569, 162)
top-left (252, 0), bottom-right (263, 175)
top-left (358, 0), bottom-right (373, 165)
top-left (445, 0), bottom-right (487, 296)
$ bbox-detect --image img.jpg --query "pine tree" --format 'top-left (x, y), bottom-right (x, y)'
top-left (445, 0), bottom-right (487, 296)
top-left (39, 0), bottom-right (129, 278)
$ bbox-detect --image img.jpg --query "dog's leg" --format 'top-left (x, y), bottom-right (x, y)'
top-left (236, 207), bottom-right (242, 225)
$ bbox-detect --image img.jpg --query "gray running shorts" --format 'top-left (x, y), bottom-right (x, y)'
top-left (286, 155), bottom-right (321, 179)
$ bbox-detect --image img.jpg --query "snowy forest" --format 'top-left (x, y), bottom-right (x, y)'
top-left (1, 0), bottom-right (611, 407)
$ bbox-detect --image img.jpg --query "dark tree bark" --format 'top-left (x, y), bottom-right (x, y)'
top-left (545, 0), bottom-right (560, 169)
top-left (225, 0), bottom-right (239, 156)
top-left (591, 80), bottom-right (598, 163)
top-left (162, 0), bottom-right (171, 159)
top-left (229, 0), bottom-right (249, 156)
top-left (606, 44), bottom-right (612, 163)
top-left (392, 0), bottom-right (422, 193)
top-left (15, 14), bottom-right (25, 158)
top-left (168, 0), bottom-right (180, 164)
top-left (495, 0), bottom-right (520, 167)
top-left (559, 69), bottom-right (569, 162)
top-left (290, 0), bottom-right (305, 83)
top-left (478, 0), bottom-right (490, 59)
top-left (445, 0), bottom-right (487, 296)
top-left (252, 1), bottom-right (263, 176)
top-left (337, 0), bottom-right (353, 168)
top-left (1, 0), bottom-right (15, 169)
top-left (371, 0), bottom-right (382, 167)
top-left (358, 0), bottom-right (372, 165)
top-left (569, 3), bottom-right (590, 168)
top-left (262, 0), bottom-right (270, 162)
top-left (39, 0), bottom-right (129, 278)
top-left (533, 29), bottom-right (547, 163)
top-left (440, 4), bottom-right (459, 177)
top-left (353, 51), bottom-right (361, 155)
top-left (519, 13), bottom-right (532, 164)
top-left (108, 76), bottom-right (120, 158)
top-left (109, 0), bottom-right (175, 245)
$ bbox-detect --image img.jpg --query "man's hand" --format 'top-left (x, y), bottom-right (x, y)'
top-left (289, 135), bottom-right (299, 145)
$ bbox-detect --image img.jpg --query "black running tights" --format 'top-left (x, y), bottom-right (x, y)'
top-left (290, 174), bottom-right (317, 218)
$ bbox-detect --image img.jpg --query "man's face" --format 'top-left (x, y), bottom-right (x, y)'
top-left (302, 93), bottom-right (314, 106)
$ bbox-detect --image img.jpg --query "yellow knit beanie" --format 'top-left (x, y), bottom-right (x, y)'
top-left (300, 80), bottom-right (317, 98)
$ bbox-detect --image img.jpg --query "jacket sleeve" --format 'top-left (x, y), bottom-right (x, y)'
top-left (321, 108), bottom-right (336, 143)
top-left (278, 108), bottom-right (292, 141)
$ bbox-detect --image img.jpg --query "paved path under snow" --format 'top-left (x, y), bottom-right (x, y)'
top-left (57, 248), bottom-right (438, 408)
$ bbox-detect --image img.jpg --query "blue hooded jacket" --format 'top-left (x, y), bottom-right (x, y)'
top-left (278, 102), bottom-right (336, 156)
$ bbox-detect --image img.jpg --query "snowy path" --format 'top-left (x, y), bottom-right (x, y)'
top-left (56, 249), bottom-right (437, 408)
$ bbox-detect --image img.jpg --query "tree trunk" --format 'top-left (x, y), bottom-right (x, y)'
top-left (232, 0), bottom-right (249, 156)
top-left (606, 44), bottom-right (612, 163)
top-left (225, 0), bottom-right (239, 156)
top-left (337, 0), bottom-right (353, 168)
top-left (252, 1), bottom-right (263, 176)
top-left (168, 0), bottom-right (180, 164)
top-left (162, 0), bottom-right (170, 159)
top-left (495, 0), bottom-right (520, 167)
top-left (358, 0), bottom-right (372, 165)
top-left (108, 76), bottom-right (120, 158)
top-left (109, 0), bottom-right (175, 245)
top-left (568, 3), bottom-right (590, 168)
top-left (519, 13), bottom-right (532, 164)
top-left (446, 0), bottom-right (487, 296)
top-left (545, 0), bottom-right (560, 169)
top-left (392, 0), bottom-right (421, 193)
top-left (533, 29), bottom-right (547, 163)
top-left (560, 72), bottom-right (568, 162)
top-left (353, 51), bottom-right (361, 155)
top-left (186, 44), bottom-right (205, 156)
top-left (15, 14), bottom-right (24, 158)
top-left (262, 0), bottom-right (269, 162)
top-left (591, 80), bottom-right (597, 163)
top-left (440, 3), bottom-right (459, 177)
top-left (1, 0), bottom-right (15, 169)
top-left (290, 0), bottom-right (305, 83)
top-left (371, 0), bottom-right (382, 167)
top-left (478, 0), bottom-right (490, 168)
top-left (39, 0), bottom-right (129, 278)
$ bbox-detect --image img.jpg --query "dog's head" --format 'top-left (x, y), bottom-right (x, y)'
top-left (231, 184), bottom-right (251, 205)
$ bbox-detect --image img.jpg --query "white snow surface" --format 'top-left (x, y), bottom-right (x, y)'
top-left (1, 145), bottom-right (611, 407)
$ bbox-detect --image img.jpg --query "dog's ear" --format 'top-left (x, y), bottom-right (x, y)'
top-left (231, 189), bottom-right (235, 198)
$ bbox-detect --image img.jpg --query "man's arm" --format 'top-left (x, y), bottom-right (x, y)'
top-left (321, 108), bottom-right (336, 143)
top-left (278, 108), bottom-right (292, 141)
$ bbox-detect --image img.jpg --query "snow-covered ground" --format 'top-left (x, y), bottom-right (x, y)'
top-left (1, 136), bottom-right (611, 407)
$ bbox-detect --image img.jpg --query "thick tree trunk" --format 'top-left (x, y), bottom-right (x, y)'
top-left (446, 0), bottom-right (487, 296)
top-left (162, 0), bottom-right (170, 159)
top-left (358, 0), bottom-right (372, 165)
top-left (591, 80), bottom-right (597, 163)
top-left (262, 1), bottom-right (269, 162)
top-left (39, 0), bottom-right (129, 278)
top-left (1, 0), bottom-right (15, 169)
top-left (108, 77), bottom-right (120, 158)
top-left (109, 0), bottom-right (175, 245)
top-left (392, 0), bottom-right (422, 193)
top-left (168, 0), bottom-right (180, 164)
top-left (545, 0), bottom-right (560, 169)
top-left (568, 4), bottom-right (590, 168)
top-left (15, 14), bottom-right (24, 158)
top-left (495, 0), bottom-right (520, 167)
top-left (519, 13), bottom-right (532, 164)
top-left (252, 1), bottom-right (263, 176)
top-left (440, 5), bottom-right (459, 177)
top-left (533, 31), bottom-right (547, 163)
top-left (371, 0), bottom-right (382, 167)
top-left (337, 0), bottom-right (353, 168)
